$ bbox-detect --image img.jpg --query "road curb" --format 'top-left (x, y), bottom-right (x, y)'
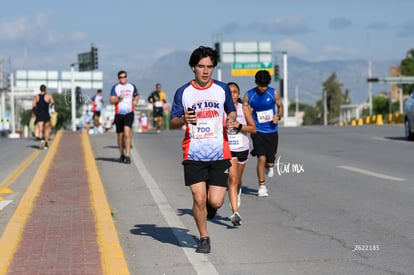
top-left (81, 130), bottom-right (130, 275)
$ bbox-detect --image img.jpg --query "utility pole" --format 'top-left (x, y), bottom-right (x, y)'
top-left (295, 84), bottom-right (299, 115)
top-left (282, 52), bottom-right (288, 122)
top-left (71, 63), bottom-right (77, 132)
top-left (368, 60), bottom-right (373, 116)
top-left (321, 72), bottom-right (327, 126)
top-left (324, 89), bottom-right (328, 126)
top-left (8, 73), bottom-right (19, 138)
top-left (0, 59), bottom-right (5, 119)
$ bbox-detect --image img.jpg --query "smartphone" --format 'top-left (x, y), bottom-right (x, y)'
top-left (187, 108), bottom-right (196, 125)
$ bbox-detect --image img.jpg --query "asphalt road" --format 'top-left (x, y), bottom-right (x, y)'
top-left (91, 124), bottom-right (413, 275)
top-left (0, 124), bottom-right (412, 275)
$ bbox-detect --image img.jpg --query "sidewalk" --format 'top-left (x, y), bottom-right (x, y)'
top-left (0, 131), bottom-right (129, 275)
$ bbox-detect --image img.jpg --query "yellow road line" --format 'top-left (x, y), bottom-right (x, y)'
top-left (0, 150), bottom-right (41, 199)
top-left (81, 130), bottom-right (130, 275)
top-left (0, 131), bottom-right (62, 274)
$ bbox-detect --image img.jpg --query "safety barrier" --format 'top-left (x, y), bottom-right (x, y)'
top-left (338, 112), bottom-right (404, 127)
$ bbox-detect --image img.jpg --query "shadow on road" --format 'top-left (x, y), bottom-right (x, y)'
top-left (103, 145), bottom-right (119, 149)
top-left (177, 208), bottom-right (238, 229)
top-left (241, 185), bottom-right (258, 197)
top-left (130, 224), bottom-right (197, 248)
top-left (27, 145), bottom-right (42, 149)
top-left (384, 136), bottom-right (411, 142)
top-left (95, 157), bottom-right (122, 163)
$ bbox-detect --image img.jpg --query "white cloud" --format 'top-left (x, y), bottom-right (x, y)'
top-left (154, 48), bottom-right (175, 60)
top-left (0, 17), bottom-right (27, 40)
top-left (1, 14), bottom-right (86, 48)
top-left (275, 39), bottom-right (309, 56)
top-left (260, 16), bottom-right (313, 35)
top-left (69, 31), bottom-right (87, 41)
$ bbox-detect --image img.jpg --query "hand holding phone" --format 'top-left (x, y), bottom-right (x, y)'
top-left (187, 108), bottom-right (197, 125)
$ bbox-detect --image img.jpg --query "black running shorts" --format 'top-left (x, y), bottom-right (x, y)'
top-left (153, 107), bottom-right (163, 118)
top-left (231, 149), bottom-right (249, 164)
top-left (182, 160), bottom-right (231, 187)
top-left (251, 132), bottom-right (279, 163)
top-left (114, 112), bottom-right (134, 133)
top-left (36, 110), bottom-right (50, 122)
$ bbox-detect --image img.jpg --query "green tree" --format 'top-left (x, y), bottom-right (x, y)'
top-left (302, 105), bottom-right (322, 125)
top-left (324, 73), bottom-right (344, 123)
top-left (372, 96), bottom-right (388, 117)
top-left (312, 73), bottom-right (347, 124)
top-left (288, 102), bottom-right (311, 113)
top-left (20, 108), bottom-right (33, 129)
top-left (400, 48), bottom-right (414, 95)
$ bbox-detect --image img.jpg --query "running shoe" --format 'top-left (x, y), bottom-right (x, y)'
top-left (120, 154), bottom-right (125, 163)
top-left (230, 212), bottom-right (242, 226)
top-left (258, 185), bottom-right (269, 197)
top-left (266, 167), bottom-right (274, 177)
top-left (44, 142), bottom-right (49, 150)
top-left (39, 140), bottom-right (45, 150)
top-left (206, 202), bottom-right (217, 219)
top-left (124, 156), bottom-right (131, 164)
top-left (196, 237), bottom-right (211, 253)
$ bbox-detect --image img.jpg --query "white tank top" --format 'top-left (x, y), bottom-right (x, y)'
top-left (228, 103), bottom-right (250, 152)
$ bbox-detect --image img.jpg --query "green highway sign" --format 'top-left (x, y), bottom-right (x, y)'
top-left (232, 62), bottom-right (272, 69)
top-left (232, 62), bottom-right (273, 76)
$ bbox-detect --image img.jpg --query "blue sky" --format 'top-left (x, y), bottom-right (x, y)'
top-left (1, 0), bottom-right (413, 83)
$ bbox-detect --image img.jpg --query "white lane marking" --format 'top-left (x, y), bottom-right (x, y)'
top-left (337, 165), bottom-right (406, 181)
top-left (0, 200), bottom-right (13, 211)
top-left (130, 141), bottom-right (219, 275)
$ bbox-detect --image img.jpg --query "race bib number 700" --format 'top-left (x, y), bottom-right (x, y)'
top-left (192, 120), bottom-right (218, 139)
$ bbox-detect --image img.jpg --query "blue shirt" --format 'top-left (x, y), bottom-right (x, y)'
top-left (246, 86), bottom-right (278, 133)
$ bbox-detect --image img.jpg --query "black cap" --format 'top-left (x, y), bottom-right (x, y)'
top-left (40, 84), bottom-right (46, 91)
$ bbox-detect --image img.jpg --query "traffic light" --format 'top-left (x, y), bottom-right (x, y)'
top-left (214, 42), bottom-right (221, 63)
top-left (279, 78), bottom-right (284, 98)
top-left (7, 73), bottom-right (12, 89)
top-left (91, 46), bottom-right (98, 70)
top-left (75, 86), bottom-right (82, 104)
top-left (274, 65), bottom-right (280, 81)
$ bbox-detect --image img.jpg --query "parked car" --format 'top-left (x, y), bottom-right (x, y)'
top-left (404, 92), bottom-right (414, 140)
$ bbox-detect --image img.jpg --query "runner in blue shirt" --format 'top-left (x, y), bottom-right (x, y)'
top-left (244, 70), bottom-right (283, 197)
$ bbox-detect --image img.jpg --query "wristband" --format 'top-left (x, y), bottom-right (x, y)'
top-left (237, 123), bottom-right (243, 131)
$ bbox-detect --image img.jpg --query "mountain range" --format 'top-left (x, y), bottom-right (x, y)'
top-left (101, 51), bottom-right (398, 107)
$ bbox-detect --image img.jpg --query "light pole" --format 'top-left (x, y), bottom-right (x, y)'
top-left (368, 60), bottom-right (373, 116)
top-left (8, 73), bottom-right (19, 138)
top-left (273, 50), bottom-right (288, 122)
top-left (282, 52), bottom-right (288, 122)
top-left (71, 63), bottom-right (77, 132)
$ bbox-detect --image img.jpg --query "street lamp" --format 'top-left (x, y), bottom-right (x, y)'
top-left (70, 63), bottom-right (77, 131)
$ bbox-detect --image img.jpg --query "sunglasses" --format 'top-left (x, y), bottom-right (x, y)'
top-left (119, 75), bottom-right (127, 79)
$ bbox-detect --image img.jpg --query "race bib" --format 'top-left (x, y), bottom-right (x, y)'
top-left (228, 133), bottom-right (243, 147)
top-left (192, 120), bottom-right (218, 139)
top-left (155, 101), bottom-right (163, 107)
top-left (257, 109), bottom-right (273, 123)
